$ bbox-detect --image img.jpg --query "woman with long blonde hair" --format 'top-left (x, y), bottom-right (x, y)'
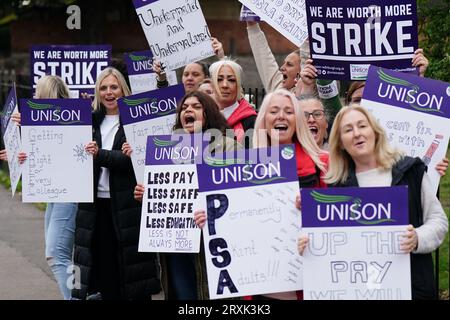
top-left (72, 67), bottom-right (160, 300)
top-left (193, 89), bottom-right (328, 300)
top-left (253, 88), bottom-right (328, 188)
top-left (299, 104), bottom-right (448, 300)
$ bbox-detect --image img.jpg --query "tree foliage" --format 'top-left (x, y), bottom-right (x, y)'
top-left (417, 0), bottom-right (450, 82)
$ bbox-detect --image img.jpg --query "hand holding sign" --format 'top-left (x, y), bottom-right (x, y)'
top-left (11, 112), bottom-right (21, 126)
top-left (211, 37), bottom-right (225, 59)
top-left (0, 149), bottom-right (6, 161)
top-left (18, 152), bottom-right (27, 164)
top-left (134, 183), bottom-right (145, 202)
top-left (400, 225), bottom-right (418, 253)
top-left (121, 142), bottom-right (133, 157)
top-left (152, 58), bottom-right (166, 81)
top-left (297, 235), bottom-right (309, 255)
top-left (85, 141), bottom-right (99, 158)
top-left (411, 48), bottom-right (429, 77)
top-left (296, 59), bottom-right (318, 96)
top-left (436, 158), bottom-right (449, 176)
top-left (194, 209), bottom-right (207, 229)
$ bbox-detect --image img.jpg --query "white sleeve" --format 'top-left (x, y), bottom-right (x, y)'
top-left (414, 172), bottom-right (449, 253)
top-left (247, 23), bottom-right (283, 92)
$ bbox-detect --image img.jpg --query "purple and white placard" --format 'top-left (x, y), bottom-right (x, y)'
top-left (305, 0), bottom-right (418, 80)
top-left (124, 50), bottom-right (177, 94)
top-left (197, 145), bottom-right (302, 299)
top-left (362, 66), bottom-right (450, 194)
top-left (20, 98), bottom-right (93, 202)
top-left (301, 186), bottom-right (411, 300)
top-left (138, 134), bottom-right (208, 253)
top-left (1, 85), bottom-right (22, 197)
top-left (31, 45), bottom-right (111, 98)
top-left (118, 84), bottom-right (185, 183)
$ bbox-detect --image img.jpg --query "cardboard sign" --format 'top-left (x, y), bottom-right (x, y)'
top-left (305, 0), bottom-right (418, 80)
top-left (138, 134), bottom-right (207, 253)
top-left (301, 186), bottom-right (411, 300)
top-left (20, 99), bottom-right (93, 202)
top-left (197, 145), bottom-right (302, 299)
top-left (239, 0), bottom-right (308, 47)
top-left (31, 45), bottom-right (111, 97)
top-left (362, 66), bottom-right (450, 194)
top-left (133, 0), bottom-right (215, 71)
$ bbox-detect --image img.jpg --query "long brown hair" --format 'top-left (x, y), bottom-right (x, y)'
top-left (173, 91), bottom-right (230, 135)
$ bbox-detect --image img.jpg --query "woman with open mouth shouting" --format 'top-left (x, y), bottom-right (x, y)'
top-left (133, 91), bottom-right (240, 300)
top-left (246, 21), bottom-right (305, 94)
top-left (194, 88), bottom-right (328, 300)
top-left (253, 89), bottom-right (329, 190)
top-left (250, 89), bottom-right (328, 300)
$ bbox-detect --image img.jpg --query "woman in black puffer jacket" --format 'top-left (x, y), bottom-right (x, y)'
top-left (72, 67), bottom-right (160, 300)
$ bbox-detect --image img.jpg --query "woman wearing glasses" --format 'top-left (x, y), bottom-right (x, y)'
top-left (298, 96), bottom-right (329, 150)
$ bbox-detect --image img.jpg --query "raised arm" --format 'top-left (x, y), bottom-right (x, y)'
top-left (246, 21), bottom-right (283, 92)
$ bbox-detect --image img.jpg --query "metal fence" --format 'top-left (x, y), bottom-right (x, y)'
top-left (243, 87), bottom-right (266, 111)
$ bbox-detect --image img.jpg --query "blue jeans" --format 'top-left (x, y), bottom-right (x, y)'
top-left (44, 202), bottom-right (77, 300)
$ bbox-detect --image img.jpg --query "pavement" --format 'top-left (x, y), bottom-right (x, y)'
top-left (0, 185), bottom-right (61, 300)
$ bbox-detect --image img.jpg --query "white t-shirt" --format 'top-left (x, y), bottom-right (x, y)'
top-left (355, 167), bottom-right (392, 187)
top-left (97, 114), bottom-right (120, 198)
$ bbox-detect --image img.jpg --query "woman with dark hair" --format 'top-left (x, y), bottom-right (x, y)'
top-left (173, 91), bottom-right (229, 134)
top-left (133, 91), bottom-right (240, 300)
